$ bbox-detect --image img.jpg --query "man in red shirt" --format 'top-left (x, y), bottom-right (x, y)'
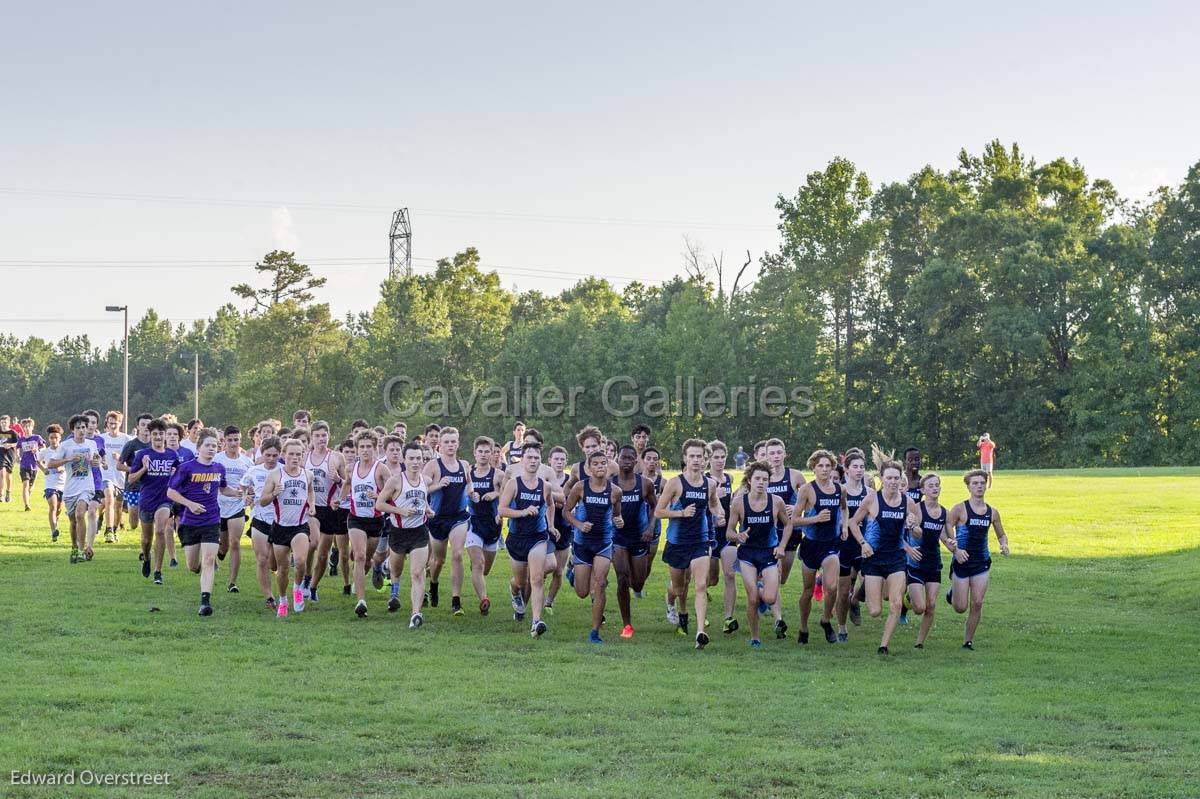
top-left (977, 434), bottom-right (996, 483)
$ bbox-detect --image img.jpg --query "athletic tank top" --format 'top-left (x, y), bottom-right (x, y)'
top-left (739, 494), bottom-right (778, 550)
top-left (706, 471), bottom-right (732, 538)
top-left (394, 472), bottom-right (428, 529)
top-left (666, 473), bottom-right (710, 546)
top-left (307, 451), bottom-right (336, 507)
top-left (767, 467), bottom-right (797, 506)
top-left (804, 479), bottom-right (842, 541)
top-left (339, 458), bottom-right (356, 510)
top-left (505, 440), bottom-right (523, 466)
top-left (844, 481), bottom-right (869, 518)
top-left (509, 476), bottom-right (546, 536)
top-left (576, 479), bottom-right (614, 545)
top-left (956, 501), bottom-right (993, 560)
top-left (273, 467), bottom-right (310, 526)
top-left (430, 458), bottom-right (468, 518)
top-left (908, 501), bottom-right (946, 568)
top-left (349, 461), bottom-right (381, 518)
top-left (613, 475), bottom-right (649, 535)
top-left (468, 466), bottom-right (500, 538)
top-left (904, 479), bottom-right (923, 505)
top-left (866, 490), bottom-right (906, 556)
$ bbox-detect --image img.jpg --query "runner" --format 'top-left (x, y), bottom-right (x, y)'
top-left (946, 469), bottom-right (1010, 649)
top-left (17, 418), bottom-right (45, 512)
top-left (240, 437), bottom-right (282, 608)
top-left (166, 428), bottom-right (239, 616)
top-left (705, 440), bottom-right (739, 635)
top-left (37, 423), bottom-right (65, 540)
top-left (423, 426), bottom-right (472, 615)
top-left (906, 473), bottom-right (950, 648)
top-left (655, 439), bottom-right (726, 649)
top-left (765, 438), bottom-right (804, 638)
top-left (46, 415), bottom-right (101, 563)
top-left (100, 411), bottom-right (130, 541)
top-left (640, 446), bottom-right (665, 596)
top-left (611, 445), bottom-right (657, 638)
top-left (792, 450), bottom-right (846, 645)
top-left (562, 450), bottom-right (624, 644)
top-left (543, 445), bottom-right (572, 614)
top-left (126, 419), bottom-right (180, 583)
top-left (214, 426), bottom-right (253, 594)
top-left (0, 414), bottom-right (19, 502)
top-left (346, 432), bottom-right (390, 617)
top-left (501, 421), bottom-right (526, 466)
top-left (465, 436), bottom-right (506, 615)
top-left (375, 441), bottom-right (432, 629)
top-left (726, 461), bottom-right (793, 648)
top-left (835, 449), bottom-right (869, 641)
top-left (847, 448), bottom-right (921, 654)
top-left (179, 419), bottom-right (203, 455)
top-left (903, 447), bottom-right (923, 504)
top-left (370, 435), bottom-right (405, 592)
top-left (497, 443), bottom-right (556, 637)
top-left (258, 439), bottom-right (315, 618)
top-left (306, 421), bottom-right (348, 603)
top-left (118, 414), bottom-right (153, 534)
top-left (292, 409), bottom-right (311, 429)
top-left (81, 410), bottom-right (108, 555)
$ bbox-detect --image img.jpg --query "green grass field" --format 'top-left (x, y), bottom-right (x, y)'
top-left (3, 468), bottom-right (1199, 798)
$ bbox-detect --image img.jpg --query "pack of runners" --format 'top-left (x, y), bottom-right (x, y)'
top-left (6, 411), bottom-right (1011, 652)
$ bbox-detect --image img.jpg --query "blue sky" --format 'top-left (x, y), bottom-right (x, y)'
top-left (2, 2), bottom-right (1197, 344)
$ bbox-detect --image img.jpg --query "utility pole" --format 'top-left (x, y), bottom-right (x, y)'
top-left (105, 305), bottom-right (129, 433)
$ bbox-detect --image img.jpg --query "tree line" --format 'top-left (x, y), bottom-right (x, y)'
top-left (2, 142), bottom-right (1197, 468)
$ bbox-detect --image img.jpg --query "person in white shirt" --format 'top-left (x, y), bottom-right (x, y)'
top-left (100, 410), bottom-right (132, 543)
top-left (38, 423), bottom-right (66, 541)
top-left (47, 415), bottom-right (102, 563)
top-left (214, 425), bottom-right (254, 594)
top-left (240, 437), bottom-right (282, 609)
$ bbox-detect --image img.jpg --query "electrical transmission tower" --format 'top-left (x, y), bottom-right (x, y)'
top-left (389, 208), bottom-right (412, 278)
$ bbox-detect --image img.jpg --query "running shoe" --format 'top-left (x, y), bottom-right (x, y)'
top-left (798, 630), bottom-right (810, 645)
top-left (83, 546), bottom-right (93, 561)
top-left (774, 618), bottom-right (788, 639)
top-left (566, 565), bottom-right (575, 588)
top-left (814, 574), bottom-right (824, 602)
top-left (589, 629), bottom-right (603, 645)
top-left (51, 528), bottom-right (59, 542)
top-left (227, 583), bottom-right (239, 593)
top-left (723, 617), bottom-right (739, 634)
top-left (677, 615), bottom-right (689, 636)
top-left (355, 600), bottom-right (368, 618)
top-left (620, 624), bottom-right (634, 639)
top-left (479, 597), bottom-right (490, 616)
top-left (821, 620), bottom-right (837, 644)
top-left (429, 582), bottom-right (439, 608)
top-left (666, 603), bottom-right (679, 626)
top-left (308, 588), bottom-right (318, 602)
top-left (532, 620), bottom-right (547, 638)
top-left (277, 601), bottom-right (288, 618)
top-left (112, 530), bottom-right (119, 543)
top-left (104, 530), bottom-right (115, 544)
top-left (293, 588), bottom-right (305, 613)
top-left (69, 547), bottom-right (79, 563)
top-left (837, 631), bottom-right (849, 643)
top-left (388, 595), bottom-right (401, 613)
top-left (153, 572), bottom-right (162, 585)
top-left (371, 564), bottom-right (384, 591)
top-left (750, 639), bottom-right (762, 649)
top-left (695, 631), bottom-right (710, 650)
top-left (543, 603), bottom-right (554, 616)
top-left (877, 645), bottom-right (889, 655)
top-left (634, 590), bottom-right (643, 599)
top-left (451, 597), bottom-right (463, 616)
top-left (342, 584), bottom-right (352, 596)
top-left (142, 559), bottom-right (151, 579)
top-left (849, 601), bottom-right (862, 626)
top-left (266, 597), bottom-right (277, 610)
top-left (328, 547), bottom-right (340, 575)
top-left (199, 602), bottom-right (213, 617)
top-left (962, 641), bottom-right (974, 651)
top-left (409, 613), bottom-right (424, 629)
top-left (170, 558), bottom-right (178, 569)
top-left (511, 591), bottom-right (526, 616)
top-left (914, 642), bottom-right (924, 649)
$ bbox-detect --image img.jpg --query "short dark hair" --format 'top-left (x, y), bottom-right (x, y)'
top-left (46, 423), bottom-right (63, 435)
top-left (403, 441), bottom-right (424, 456)
top-left (69, 414), bottom-right (90, 430)
top-left (187, 418), bottom-right (202, 430)
top-left (631, 423), bottom-right (652, 437)
top-left (424, 423), bottom-right (441, 435)
top-left (260, 435), bottom-right (283, 453)
top-left (136, 413), bottom-right (154, 424)
top-left (147, 419), bottom-right (167, 433)
top-left (642, 446), bottom-right (660, 459)
top-left (223, 425), bottom-right (240, 436)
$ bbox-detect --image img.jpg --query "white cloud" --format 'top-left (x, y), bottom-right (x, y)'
top-left (272, 206), bottom-right (298, 250)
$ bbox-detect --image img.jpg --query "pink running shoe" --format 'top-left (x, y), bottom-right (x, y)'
top-left (293, 587), bottom-right (305, 613)
top-left (277, 600), bottom-right (288, 618)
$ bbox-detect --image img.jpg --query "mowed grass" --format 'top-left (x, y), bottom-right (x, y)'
top-left (2, 468), bottom-right (1199, 798)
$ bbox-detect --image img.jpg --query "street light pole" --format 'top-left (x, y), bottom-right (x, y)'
top-left (193, 351), bottom-right (199, 420)
top-left (106, 305), bottom-right (129, 433)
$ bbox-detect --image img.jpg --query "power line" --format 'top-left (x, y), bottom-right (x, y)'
top-left (0, 186), bottom-right (775, 232)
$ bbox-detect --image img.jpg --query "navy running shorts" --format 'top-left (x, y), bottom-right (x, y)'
top-left (799, 537), bottom-right (840, 571)
top-left (428, 513), bottom-right (469, 542)
top-left (906, 563), bottom-right (943, 585)
top-left (736, 545), bottom-right (778, 575)
top-left (572, 539), bottom-right (613, 566)
top-left (950, 556), bottom-right (991, 580)
top-left (662, 541), bottom-right (709, 570)
top-left (860, 551), bottom-right (906, 578)
top-left (505, 531), bottom-right (549, 564)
